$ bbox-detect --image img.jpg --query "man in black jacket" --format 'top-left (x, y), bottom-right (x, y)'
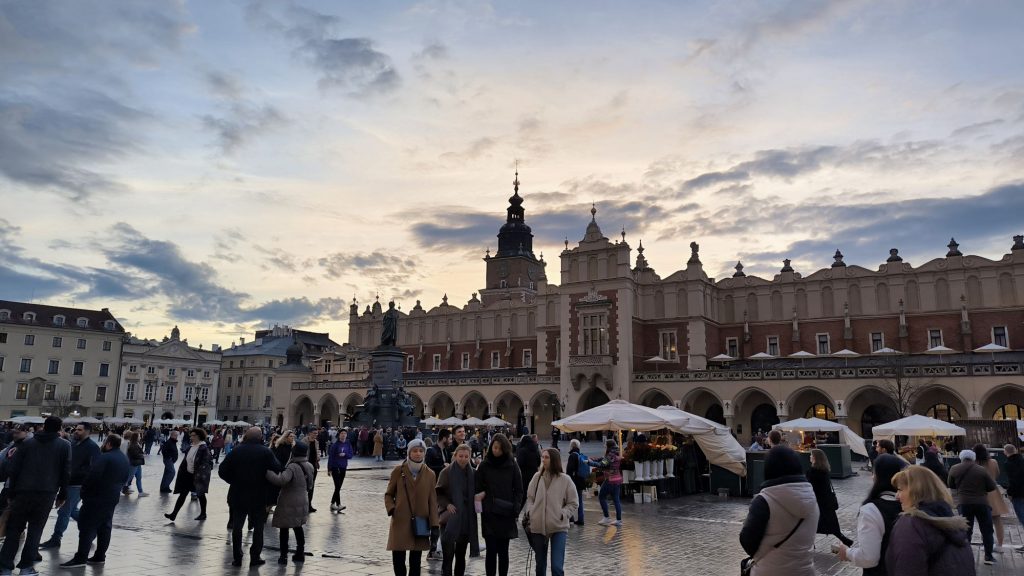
top-left (158, 430), bottom-right (179, 493)
top-left (39, 423), bottom-right (101, 549)
top-left (1004, 444), bottom-right (1024, 553)
top-left (58, 434), bottom-right (130, 567)
top-left (218, 426), bottom-right (283, 567)
top-left (0, 416), bottom-right (71, 574)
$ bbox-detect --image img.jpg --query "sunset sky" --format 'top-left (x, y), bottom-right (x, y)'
top-left (2, 0), bottom-right (1023, 349)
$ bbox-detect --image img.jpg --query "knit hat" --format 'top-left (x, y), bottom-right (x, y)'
top-left (763, 446), bottom-right (803, 480)
top-left (407, 439), bottom-right (426, 452)
top-left (958, 449), bottom-right (976, 462)
top-left (292, 441), bottom-right (309, 457)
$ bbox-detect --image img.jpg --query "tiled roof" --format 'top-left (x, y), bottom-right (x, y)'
top-left (0, 299), bottom-right (124, 333)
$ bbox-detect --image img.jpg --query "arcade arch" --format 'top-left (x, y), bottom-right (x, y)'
top-left (428, 392), bottom-right (456, 419)
top-left (786, 387), bottom-right (834, 422)
top-left (461, 391), bottom-right (489, 419)
top-left (846, 386), bottom-right (898, 437)
top-left (318, 395), bottom-right (339, 427)
top-left (293, 396), bottom-right (315, 427)
top-left (639, 388), bottom-right (672, 409)
top-left (981, 384), bottom-right (1024, 420)
top-left (531, 390), bottom-right (561, 439)
top-left (494, 391), bottom-right (525, 429)
top-left (733, 387), bottom-right (777, 437)
top-left (681, 388), bottom-right (724, 425)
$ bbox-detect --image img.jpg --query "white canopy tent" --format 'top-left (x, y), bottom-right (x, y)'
top-left (772, 417), bottom-right (869, 457)
top-left (870, 415), bottom-right (966, 438)
top-left (421, 416), bottom-right (442, 426)
top-left (439, 416), bottom-right (463, 426)
top-left (483, 416), bottom-right (511, 427)
top-left (8, 416), bottom-right (44, 424)
top-left (708, 354), bottom-right (735, 363)
top-left (551, 400), bottom-right (747, 476)
top-left (462, 417), bottom-right (487, 427)
top-left (655, 405), bottom-right (747, 475)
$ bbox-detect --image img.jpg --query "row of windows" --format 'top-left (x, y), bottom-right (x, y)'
top-left (410, 349), bottom-right (535, 372)
top-left (320, 358), bottom-right (360, 373)
top-left (224, 376), bottom-right (272, 388)
top-left (226, 359), bottom-right (283, 368)
top-left (0, 357), bottom-right (110, 377)
top-left (0, 333), bottom-right (113, 351)
top-left (127, 365), bottom-right (211, 378)
top-left (221, 395), bottom-right (271, 408)
top-left (0, 311), bottom-right (116, 331)
top-left (724, 326), bottom-right (1010, 357)
top-left (9, 382), bottom-right (104, 403)
top-left (124, 382), bottom-right (210, 403)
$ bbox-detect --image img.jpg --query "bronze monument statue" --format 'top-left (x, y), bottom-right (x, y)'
top-left (381, 301), bottom-right (398, 347)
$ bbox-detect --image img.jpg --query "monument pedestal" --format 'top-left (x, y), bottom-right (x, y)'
top-left (370, 347), bottom-right (406, 388)
top-left (349, 346), bottom-right (420, 433)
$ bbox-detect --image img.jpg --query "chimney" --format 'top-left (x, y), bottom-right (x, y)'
top-left (240, 337), bottom-right (245, 345)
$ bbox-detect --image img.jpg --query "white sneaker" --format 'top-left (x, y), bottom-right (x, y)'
top-left (614, 520), bottom-right (622, 527)
top-left (598, 517), bottom-right (612, 526)
top-left (330, 504), bottom-right (339, 512)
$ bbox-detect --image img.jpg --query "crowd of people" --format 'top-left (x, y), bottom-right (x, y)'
top-left (739, 431), bottom-right (1024, 576)
top-left (0, 416), bottom-right (1020, 575)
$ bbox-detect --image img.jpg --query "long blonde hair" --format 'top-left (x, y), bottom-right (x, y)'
top-left (274, 430), bottom-right (295, 448)
top-left (892, 465), bottom-right (953, 510)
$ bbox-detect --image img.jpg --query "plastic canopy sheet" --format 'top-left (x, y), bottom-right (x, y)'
top-left (655, 405), bottom-right (748, 476)
top-left (771, 417), bottom-right (869, 457)
top-left (870, 414), bottom-right (966, 438)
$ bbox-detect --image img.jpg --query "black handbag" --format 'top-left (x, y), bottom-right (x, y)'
top-left (740, 518), bottom-right (804, 576)
top-left (402, 472), bottom-right (431, 538)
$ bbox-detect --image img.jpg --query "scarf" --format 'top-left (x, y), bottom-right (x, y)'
top-left (407, 458), bottom-right (424, 479)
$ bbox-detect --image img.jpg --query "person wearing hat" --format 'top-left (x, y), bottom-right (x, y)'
top-left (836, 453), bottom-right (907, 575)
top-left (949, 448), bottom-right (998, 564)
top-left (385, 438), bottom-right (439, 576)
top-left (739, 446), bottom-right (819, 576)
top-left (267, 441), bottom-right (315, 564)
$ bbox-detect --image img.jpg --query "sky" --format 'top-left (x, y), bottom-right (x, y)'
top-left (2, 0), bottom-right (1024, 349)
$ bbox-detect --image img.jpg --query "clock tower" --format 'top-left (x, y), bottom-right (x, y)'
top-left (480, 171), bottom-right (546, 306)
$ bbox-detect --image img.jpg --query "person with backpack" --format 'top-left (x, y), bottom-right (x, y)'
top-left (563, 439), bottom-right (588, 526)
top-left (835, 453), bottom-right (906, 575)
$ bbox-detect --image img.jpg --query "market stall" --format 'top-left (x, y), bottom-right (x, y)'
top-left (771, 417), bottom-right (868, 478)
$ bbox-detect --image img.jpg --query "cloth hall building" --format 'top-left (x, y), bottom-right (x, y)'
top-left (278, 177), bottom-right (1024, 439)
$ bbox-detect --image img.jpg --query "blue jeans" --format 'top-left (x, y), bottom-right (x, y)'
top-left (576, 488), bottom-right (584, 523)
top-left (960, 502), bottom-right (994, 557)
top-left (598, 482), bottom-right (621, 520)
top-left (533, 531), bottom-right (567, 576)
top-left (50, 485), bottom-right (82, 539)
top-left (124, 466), bottom-right (143, 491)
top-left (160, 459), bottom-right (176, 492)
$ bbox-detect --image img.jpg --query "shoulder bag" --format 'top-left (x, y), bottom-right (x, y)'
top-left (402, 470), bottom-right (431, 538)
top-left (740, 518), bottom-right (804, 576)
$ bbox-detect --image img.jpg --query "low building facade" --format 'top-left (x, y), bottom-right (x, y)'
top-left (0, 300), bottom-right (125, 419)
top-left (116, 326), bottom-right (222, 424)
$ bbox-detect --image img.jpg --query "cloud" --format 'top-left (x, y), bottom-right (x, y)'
top-left (726, 182), bottom-right (1024, 277)
top-left (201, 103), bottom-right (285, 155)
top-left (950, 119), bottom-right (1005, 138)
top-left (440, 136), bottom-right (497, 162)
top-left (0, 91), bottom-right (145, 202)
top-left (316, 251), bottom-right (419, 288)
top-left (679, 139), bottom-right (946, 194)
top-left (244, 0), bottom-right (400, 96)
top-left (200, 71), bottom-right (286, 155)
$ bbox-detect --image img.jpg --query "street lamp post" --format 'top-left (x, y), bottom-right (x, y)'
top-left (193, 395), bottom-right (205, 427)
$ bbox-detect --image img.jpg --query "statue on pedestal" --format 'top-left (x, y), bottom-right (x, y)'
top-left (381, 301), bottom-right (398, 347)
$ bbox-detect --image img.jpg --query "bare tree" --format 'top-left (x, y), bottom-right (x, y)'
top-left (44, 393), bottom-right (77, 418)
top-left (875, 355), bottom-right (935, 417)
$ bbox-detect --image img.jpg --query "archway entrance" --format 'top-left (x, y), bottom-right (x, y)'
top-left (294, 397), bottom-right (315, 427)
top-left (341, 393), bottom-right (363, 425)
top-left (578, 387), bottom-right (610, 412)
top-left (161, 411), bottom-right (174, 420)
top-left (639, 389), bottom-right (672, 409)
top-left (788, 388), bottom-right (835, 422)
top-left (408, 393), bottom-right (425, 419)
top-left (495, 392), bottom-right (525, 429)
top-left (462, 392), bottom-right (488, 419)
top-left (750, 404), bottom-right (779, 437)
top-left (982, 385), bottom-right (1024, 420)
top-left (319, 395), bottom-right (339, 428)
top-left (861, 404), bottom-right (899, 438)
top-left (683, 389), bottom-right (724, 425)
top-left (705, 404), bottom-right (726, 425)
top-left (531, 391), bottom-right (561, 439)
top-left (430, 393), bottom-right (456, 419)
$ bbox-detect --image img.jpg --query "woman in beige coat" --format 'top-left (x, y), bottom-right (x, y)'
top-left (525, 448), bottom-right (578, 576)
top-left (385, 439), bottom-right (439, 576)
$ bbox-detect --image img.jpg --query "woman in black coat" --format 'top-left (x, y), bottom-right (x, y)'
top-left (475, 433), bottom-right (523, 576)
top-left (921, 449), bottom-right (948, 485)
top-left (564, 439), bottom-right (586, 525)
top-left (806, 449), bottom-right (853, 545)
top-left (514, 434), bottom-right (540, 496)
top-left (165, 427), bottom-right (212, 522)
